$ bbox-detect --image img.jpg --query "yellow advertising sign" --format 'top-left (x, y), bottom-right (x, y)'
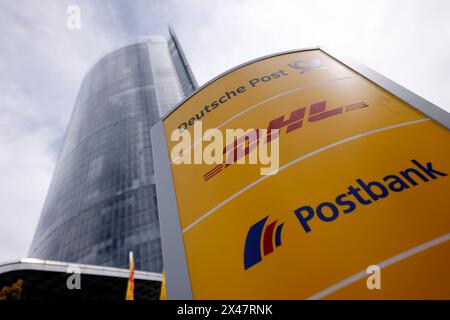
top-left (157, 48), bottom-right (450, 299)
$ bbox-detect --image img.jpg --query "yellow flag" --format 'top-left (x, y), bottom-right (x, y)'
top-left (125, 251), bottom-right (134, 300)
top-left (159, 271), bottom-right (167, 300)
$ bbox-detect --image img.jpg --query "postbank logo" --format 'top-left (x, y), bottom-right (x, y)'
top-left (243, 159), bottom-right (448, 270)
top-left (244, 216), bottom-right (284, 270)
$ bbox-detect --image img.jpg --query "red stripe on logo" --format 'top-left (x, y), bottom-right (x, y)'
top-left (203, 164), bottom-right (224, 181)
top-left (263, 221), bottom-right (277, 256)
top-left (345, 102), bottom-right (368, 112)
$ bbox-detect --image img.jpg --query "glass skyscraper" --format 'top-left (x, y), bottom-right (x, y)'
top-left (29, 29), bottom-right (197, 272)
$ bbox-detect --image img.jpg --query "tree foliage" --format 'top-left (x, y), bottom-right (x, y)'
top-left (0, 279), bottom-right (24, 300)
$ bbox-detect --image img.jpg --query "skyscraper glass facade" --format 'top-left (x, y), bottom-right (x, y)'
top-left (29, 34), bottom-right (197, 272)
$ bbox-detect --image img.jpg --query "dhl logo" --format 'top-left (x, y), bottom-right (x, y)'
top-left (204, 101), bottom-right (369, 182)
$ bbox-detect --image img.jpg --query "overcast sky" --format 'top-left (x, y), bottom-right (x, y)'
top-left (0, 0), bottom-right (449, 261)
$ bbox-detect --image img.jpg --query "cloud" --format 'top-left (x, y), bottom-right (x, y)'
top-left (0, 0), bottom-right (124, 260)
top-left (0, 0), bottom-right (449, 261)
top-left (168, 0), bottom-right (450, 109)
top-left (0, 105), bottom-right (54, 260)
